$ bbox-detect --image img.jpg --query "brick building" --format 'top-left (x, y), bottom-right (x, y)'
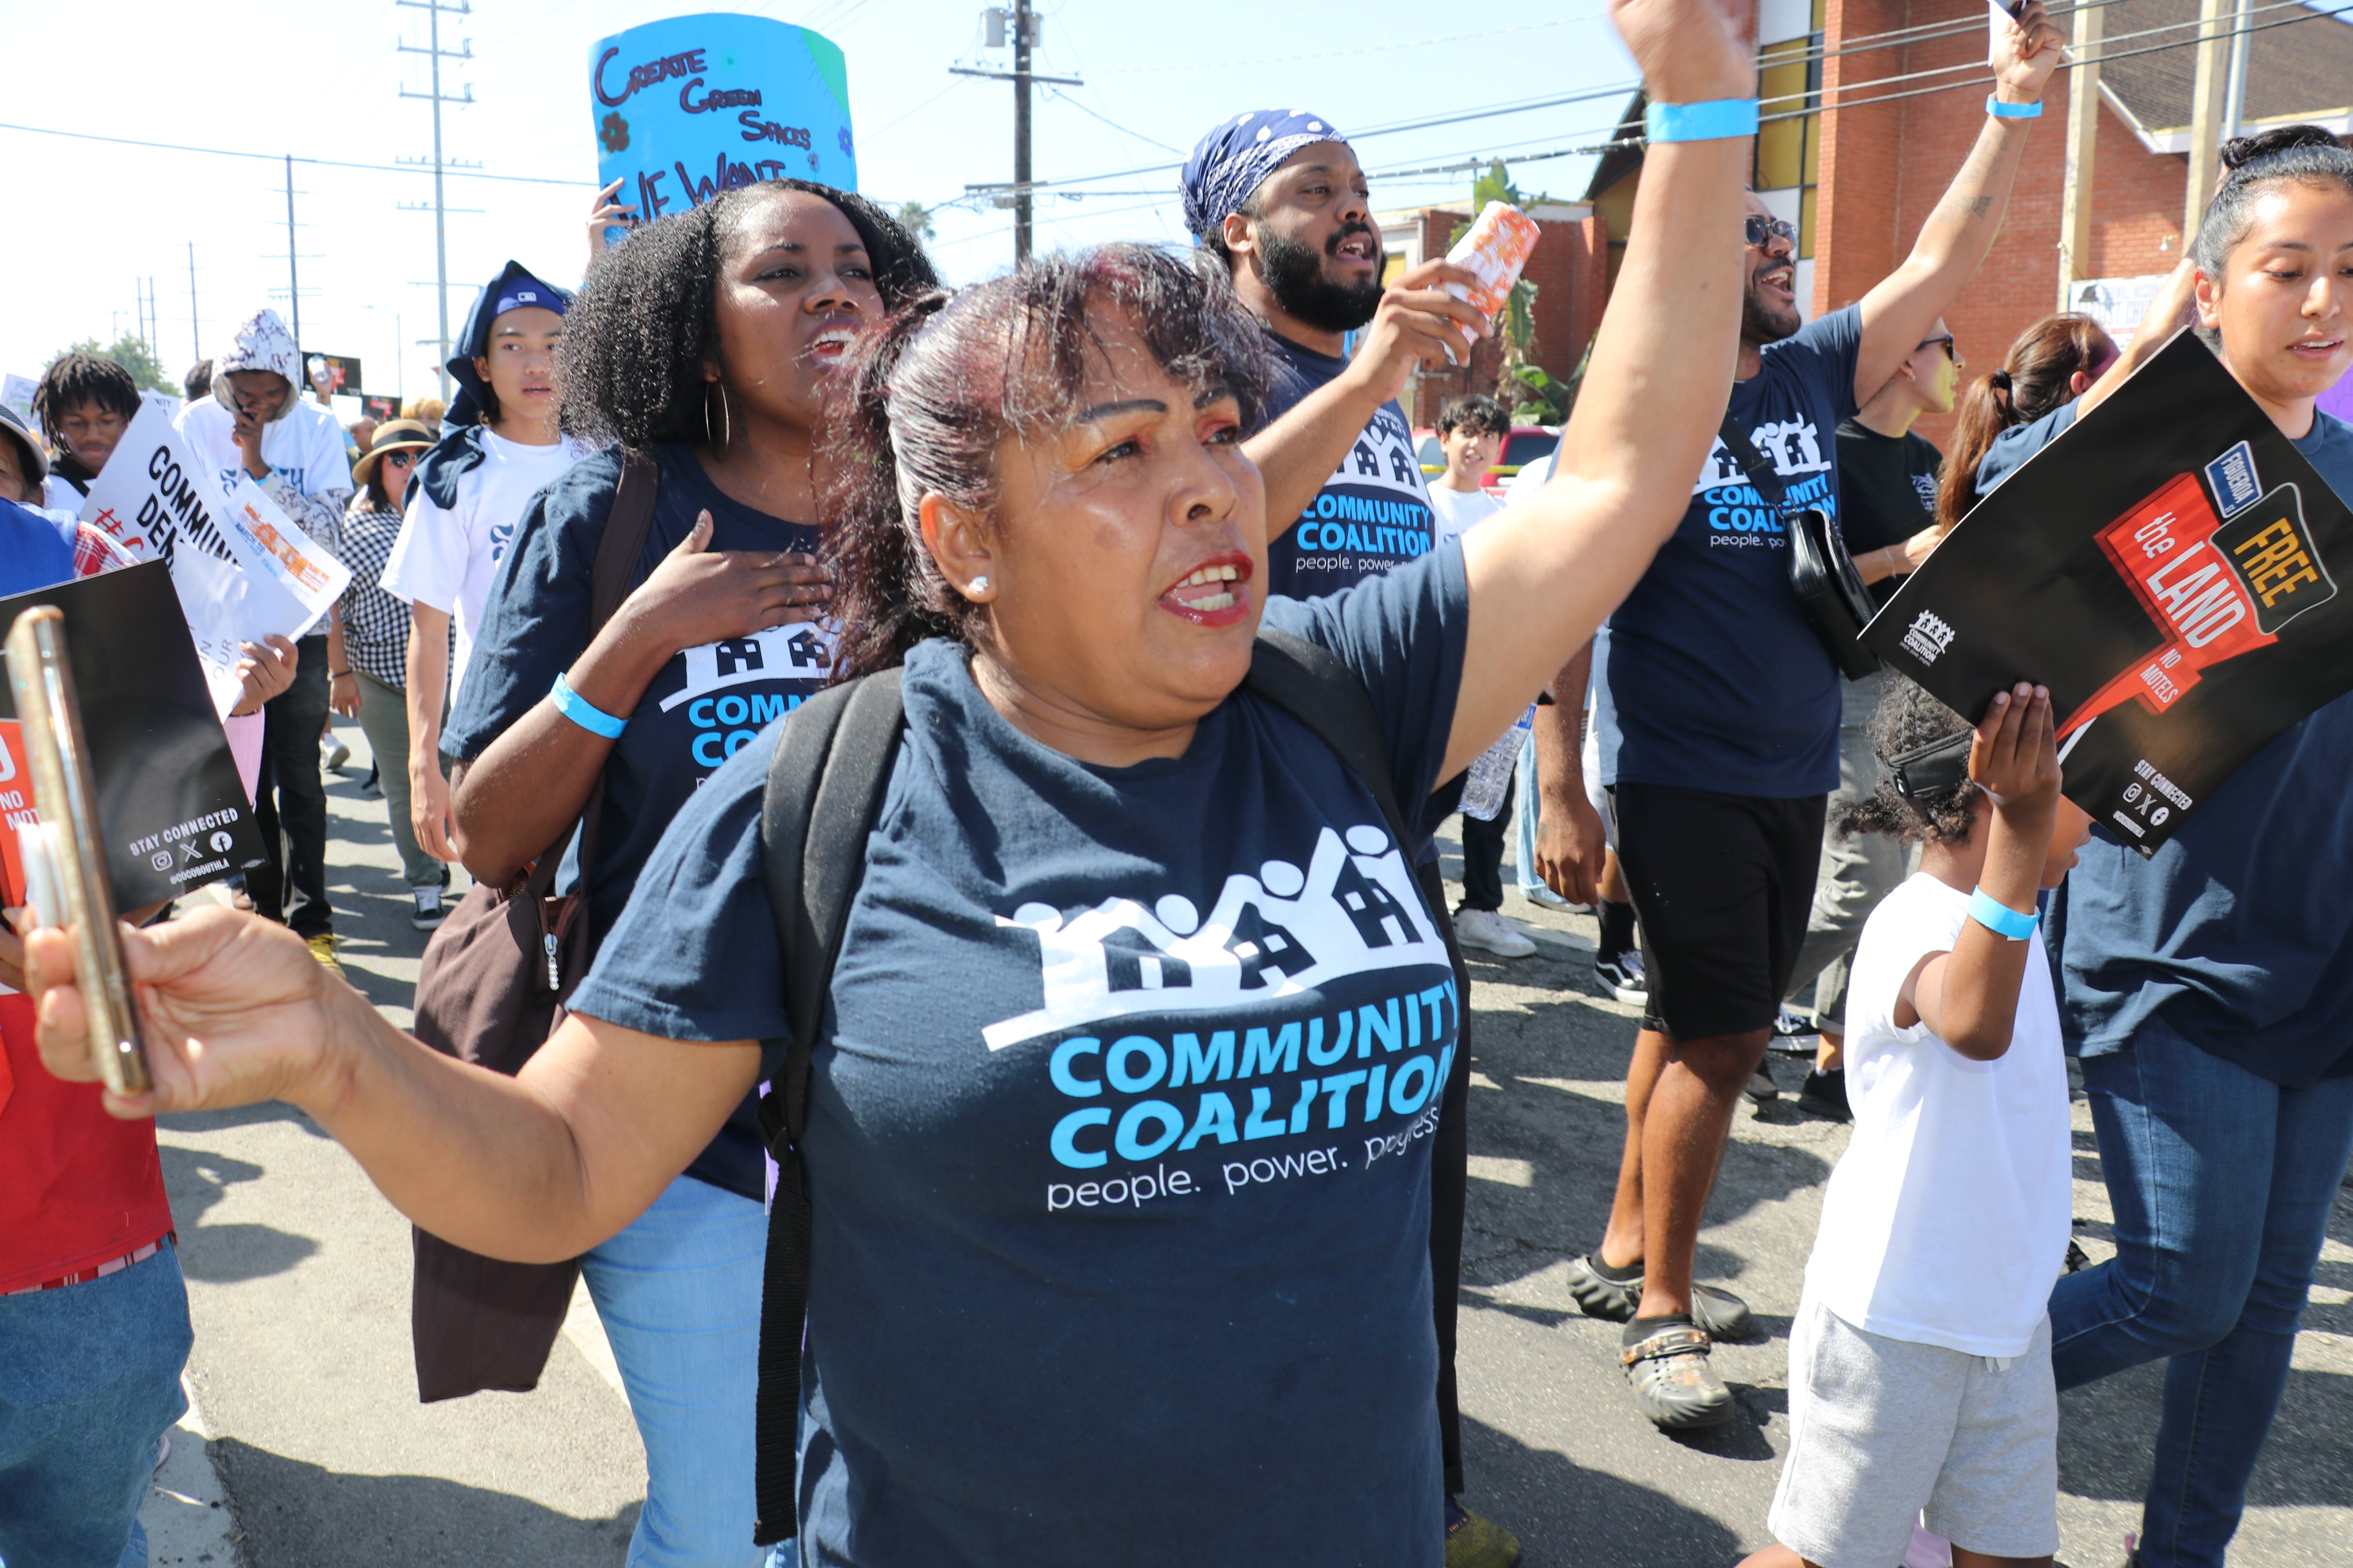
top-left (1581, 0), bottom-right (2353, 446)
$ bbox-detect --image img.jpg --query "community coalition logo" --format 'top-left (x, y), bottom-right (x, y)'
top-left (655, 620), bottom-right (835, 767)
top-left (1690, 414), bottom-right (1835, 546)
top-left (2063, 444), bottom-right (2336, 740)
top-left (987, 822), bottom-right (1461, 1214)
top-left (1289, 405), bottom-right (1433, 566)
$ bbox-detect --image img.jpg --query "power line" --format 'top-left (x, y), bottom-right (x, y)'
top-left (1043, 88), bottom-right (1184, 153)
top-left (0, 120), bottom-right (591, 187)
top-left (1085, 19), bottom-right (1572, 74)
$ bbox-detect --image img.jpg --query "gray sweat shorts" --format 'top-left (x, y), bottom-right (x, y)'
top-left (1768, 1294), bottom-right (2059, 1567)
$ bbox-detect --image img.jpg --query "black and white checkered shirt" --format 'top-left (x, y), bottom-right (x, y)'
top-left (338, 500), bottom-right (413, 688)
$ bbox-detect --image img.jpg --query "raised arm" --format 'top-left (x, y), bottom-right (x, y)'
top-left (1904, 685), bottom-right (2060, 1060)
top-left (1850, 3), bottom-right (2065, 401)
top-left (27, 909), bottom-right (754, 1262)
top-left (1241, 258), bottom-right (1487, 540)
top-left (1442, 0), bottom-right (1755, 779)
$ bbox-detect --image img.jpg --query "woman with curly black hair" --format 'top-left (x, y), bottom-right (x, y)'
top-left (435, 178), bottom-right (934, 1568)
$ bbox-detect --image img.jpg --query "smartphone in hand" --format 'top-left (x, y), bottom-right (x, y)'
top-left (5, 607), bottom-right (149, 1095)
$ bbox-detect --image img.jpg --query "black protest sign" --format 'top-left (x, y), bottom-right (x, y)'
top-left (0, 560), bottom-right (265, 907)
top-left (1863, 330), bottom-right (2353, 856)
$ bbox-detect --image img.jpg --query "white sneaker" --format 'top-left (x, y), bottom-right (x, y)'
top-left (411, 885), bottom-right (448, 930)
top-left (323, 735), bottom-right (351, 771)
top-left (1455, 908), bottom-right (1537, 959)
top-left (1521, 882), bottom-right (1574, 910)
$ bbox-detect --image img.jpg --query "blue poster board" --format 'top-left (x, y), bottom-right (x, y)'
top-left (590, 13), bottom-right (855, 237)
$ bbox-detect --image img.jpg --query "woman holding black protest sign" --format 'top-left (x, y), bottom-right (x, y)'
top-left (29, 0), bottom-right (1761, 1554)
top-left (1979, 128), bottom-right (2353, 1568)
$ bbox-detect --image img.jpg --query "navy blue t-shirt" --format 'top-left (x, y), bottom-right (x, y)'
top-left (1261, 329), bottom-right (1437, 601)
top-left (1972, 400), bottom-right (2078, 500)
top-left (568, 550), bottom-right (1471, 1565)
top-left (442, 442), bottom-right (834, 1200)
top-left (1996, 408), bottom-right (2353, 1087)
top-left (1594, 304), bottom-right (1864, 797)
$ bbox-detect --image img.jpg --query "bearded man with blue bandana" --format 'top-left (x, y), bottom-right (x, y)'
top-left (1183, 109), bottom-right (1518, 1568)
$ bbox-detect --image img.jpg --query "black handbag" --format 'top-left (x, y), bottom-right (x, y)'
top-left (1716, 411), bottom-right (1881, 681)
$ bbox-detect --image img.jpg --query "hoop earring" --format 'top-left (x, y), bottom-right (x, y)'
top-left (703, 383), bottom-right (731, 454)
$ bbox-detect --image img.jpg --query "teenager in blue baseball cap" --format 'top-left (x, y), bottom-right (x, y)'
top-left (379, 260), bottom-right (593, 873)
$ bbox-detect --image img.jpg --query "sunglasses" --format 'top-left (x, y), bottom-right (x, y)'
top-left (380, 450), bottom-right (420, 468)
top-left (1743, 214), bottom-right (1799, 249)
top-left (1919, 333), bottom-right (1958, 362)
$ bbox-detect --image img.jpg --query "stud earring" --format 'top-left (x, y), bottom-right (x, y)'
top-left (969, 575), bottom-right (992, 596)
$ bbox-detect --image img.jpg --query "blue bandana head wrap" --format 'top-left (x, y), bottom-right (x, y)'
top-left (1182, 109), bottom-right (1348, 243)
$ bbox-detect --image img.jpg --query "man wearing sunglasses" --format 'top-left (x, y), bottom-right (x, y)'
top-left (340, 419), bottom-right (451, 930)
top-left (1530, 1), bottom-right (2066, 1431)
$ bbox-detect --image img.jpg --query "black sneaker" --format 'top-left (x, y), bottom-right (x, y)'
top-left (1795, 1068), bottom-right (1850, 1121)
top-left (1594, 951), bottom-right (1647, 1005)
top-left (1745, 1063), bottom-right (1779, 1103)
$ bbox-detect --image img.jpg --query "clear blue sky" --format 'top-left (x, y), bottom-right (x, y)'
top-left (0, 1), bottom-right (1641, 401)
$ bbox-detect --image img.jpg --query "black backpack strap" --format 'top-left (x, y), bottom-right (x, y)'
top-left (1244, 629), bottom-right (1422, 886)
top-left (749, 667), bottom-right (905, 1547)
top-left (1715, 408), bottom-right (1791, 512)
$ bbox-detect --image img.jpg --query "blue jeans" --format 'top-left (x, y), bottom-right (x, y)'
top-left (2050, 1021), bottom-right (2353, 1567)
top-left (582, 1173), bottom-right (791, 1568)
top-left (0, 1242), bottom-right (192, 1568)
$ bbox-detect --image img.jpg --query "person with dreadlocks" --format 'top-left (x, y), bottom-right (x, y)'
top-left (436, 179), bottom-right (934, 1568)
top-left (1746, 674), bottom-right (2090, 1568)
top-left (30, 350), bottom-right (142, 509)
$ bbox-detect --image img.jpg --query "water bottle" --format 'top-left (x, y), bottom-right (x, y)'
top-left (1460, 704), bottom-right (1536, 822)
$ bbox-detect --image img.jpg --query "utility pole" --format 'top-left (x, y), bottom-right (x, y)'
top-left (398, 0), bottom-right (476, 399)
top-left (2221, 0), bottom-right (2254, 144)
top-left (187, 242), bottom-right (200, 366)
top-left (2055, 0), bottom-right (2103, 310)
top-left (2183, 0), bottom-right (2231, 240)
top-left (284, 154), bottom-right (304, 356)
top-left (955, 4), bottom-right (1081, 265)
top-left (1012, 0), bottom-right (1034, 261)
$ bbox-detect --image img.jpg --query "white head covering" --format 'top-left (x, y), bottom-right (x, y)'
top-left (214, 310), bottom-right (303, 422)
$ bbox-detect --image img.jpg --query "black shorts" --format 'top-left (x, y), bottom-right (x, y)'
top-left (1607, 782), bottom-right (1827, 1041)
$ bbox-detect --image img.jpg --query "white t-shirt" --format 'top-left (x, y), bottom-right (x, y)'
top-left (176, 394), bottom-right (350, 514)
top-left (1502, 447), bottom-right (1554, 503)
top-left (378, 430), bottom-right (591, 704)
top-left (1804, 872), bottom-right (2073, 1358)
top-left (1427, 481), bottom-right (1503, 549)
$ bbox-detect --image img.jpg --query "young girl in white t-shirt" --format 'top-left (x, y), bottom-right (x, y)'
top-left (1743, 675), bottom-right (2092, 1568)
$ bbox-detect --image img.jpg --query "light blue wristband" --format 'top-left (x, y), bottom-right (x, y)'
top-left (550, 671), bottom-right (627, 739)
top-left (1968, 887), bottom-right (2039, 941)
top-left (1986, 96), bottom-right (2043, 119)
top-left (1644, 98), bottom-right (1761, 144)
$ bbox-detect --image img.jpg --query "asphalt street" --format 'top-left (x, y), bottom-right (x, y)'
top-left (139, 715), bottom-right (2353, 1566)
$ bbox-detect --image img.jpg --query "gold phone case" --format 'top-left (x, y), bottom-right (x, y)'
top-left (5, 607), bottom-right (149, 1094)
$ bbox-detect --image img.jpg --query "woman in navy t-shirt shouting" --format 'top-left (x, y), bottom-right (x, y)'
top-left (29, 0), bottom-right (1766, 1557)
